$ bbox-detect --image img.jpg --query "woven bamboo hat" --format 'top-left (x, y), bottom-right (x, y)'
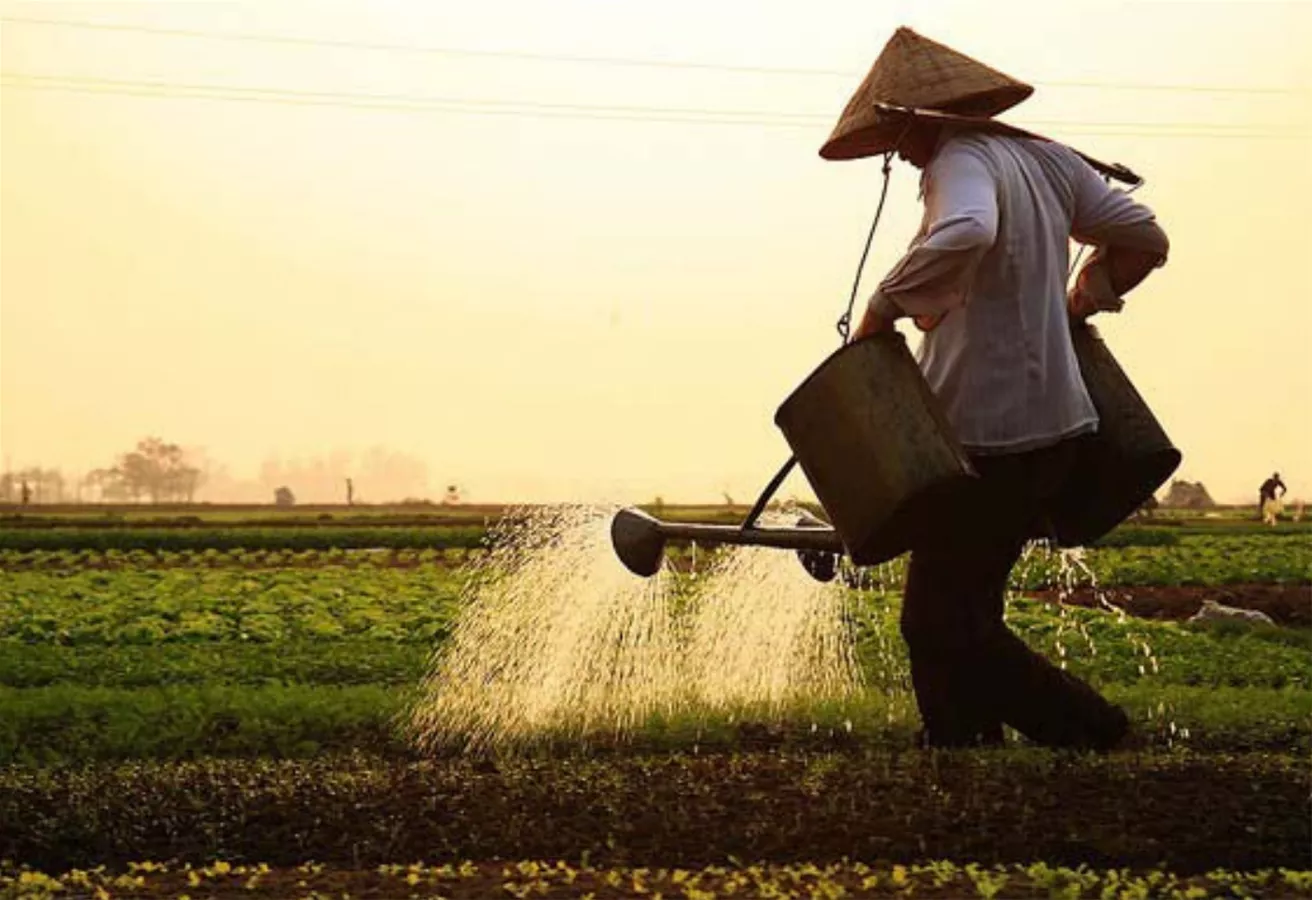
top-left (820, 27), bottom-right (1034, 161)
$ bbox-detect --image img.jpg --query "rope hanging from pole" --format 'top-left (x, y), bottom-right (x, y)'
top-left (836, 151), bottom-right (896, 344)
top-left (742, 152), bottom-right (896, 531)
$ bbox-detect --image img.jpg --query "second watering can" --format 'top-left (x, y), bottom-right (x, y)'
top-left (1045, 320), bottom-right (1182, 546)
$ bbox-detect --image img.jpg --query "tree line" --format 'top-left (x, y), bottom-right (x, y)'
top-left (1, 439), bottom-right (451, 506)
top-left (2, 438), bottom-right (202, 504)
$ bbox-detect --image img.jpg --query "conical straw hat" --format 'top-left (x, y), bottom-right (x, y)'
top-left (820, 27), bottom-right (1034, 161)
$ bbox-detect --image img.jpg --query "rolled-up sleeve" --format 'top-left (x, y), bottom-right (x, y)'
top-left (1070, 154), bottom-right (1169, 257)
top-left (870, 143), bottom-right (999, 320)
top-left (1067, 149), bottom-right (1169, 303)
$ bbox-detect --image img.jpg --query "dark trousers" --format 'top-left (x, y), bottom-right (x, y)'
top-left (900, 436), bottom-right (1129, 749)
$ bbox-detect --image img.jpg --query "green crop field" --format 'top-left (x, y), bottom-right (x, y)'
top-left (2, 509), bottom-right (1308, 897)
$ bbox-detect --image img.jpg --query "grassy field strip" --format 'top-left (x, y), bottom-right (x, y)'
top-left (0, 525), bottom-right (488, 552)
top-left (0, 594), bottom-right (1306, 687)
top-left (0, 640), bottom-right (429, 688)
top-left (2, 530), bottom-right (1311, 583)
top-left (0, 683), bottom-right (1306, 763)
top-left (1, 562), bottom-right (1308, 649)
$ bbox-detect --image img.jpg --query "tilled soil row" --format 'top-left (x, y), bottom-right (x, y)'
top-left (1028, 583), bottom-right (1312, 627)
top-left (2, 750), bottom-right (1306, 875)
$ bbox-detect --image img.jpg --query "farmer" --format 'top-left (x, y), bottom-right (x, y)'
top-left (1258, 472), bottom-right (1286, 524)
top-left (827, 28), bottom-right (1169, 749)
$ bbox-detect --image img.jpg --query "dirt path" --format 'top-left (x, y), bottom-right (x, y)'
top-left (1027, 583), bottom-right (1311, 627)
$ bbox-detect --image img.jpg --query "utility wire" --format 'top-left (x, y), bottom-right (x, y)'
top-left (1, 72), bottom-right (825, 121)
top-left (2, 14), bottom-right (1309, 97)
top-left (9, 71), bottom-right (1292, 126)
top-left (0, 74), bottom-right (826, 126)
top-left (0, 14), bottom-right (857, 78)
top-left (3, 72), bottom-right (1307, 139)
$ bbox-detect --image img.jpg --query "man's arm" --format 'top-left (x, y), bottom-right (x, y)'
top-left (852, 142), bottom-right (998, 339)
top-left (1068, 153), bottom-right (1169, 318)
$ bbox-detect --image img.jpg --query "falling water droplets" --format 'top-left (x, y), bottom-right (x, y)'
top-left (1038, 542), bottom-right (1178, 744)
top-left (408, 505), bottom-right (863, 753)
top-left (409, 505), bottom-right (682, 753)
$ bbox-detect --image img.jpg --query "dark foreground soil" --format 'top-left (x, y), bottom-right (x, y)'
top-left (3, 750), bottom-right (1306, 875)
top-left (1029, 583), bottom-right (1312, 627)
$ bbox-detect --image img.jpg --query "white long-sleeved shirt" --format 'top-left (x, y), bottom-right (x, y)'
top-left (869, 132), bottom-right (1168, 454)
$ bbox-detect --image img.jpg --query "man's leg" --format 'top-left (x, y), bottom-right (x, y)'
top-left (976, 629), bottom-right (1129, 749)
top-left (967, 441), bottom-right (1130, 750)
top-left (900, 471), bottom-right (1021, 748)
top-left (901, 438), bottom-right (1130, 750)
top-left (902, 542), bottom-right (1010, 747)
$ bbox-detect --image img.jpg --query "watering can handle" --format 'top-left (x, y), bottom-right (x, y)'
top-left (740, 456), bottom-right (799, 532)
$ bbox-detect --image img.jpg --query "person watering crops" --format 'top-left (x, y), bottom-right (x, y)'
top-left (824, 28), bottom-right (1169, 749)
top-left (1258, 472), bottom-right (1286, 524)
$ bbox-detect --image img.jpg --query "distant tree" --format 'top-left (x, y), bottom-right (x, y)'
top-left (274, 486), bottom-right (296, 507)
top-left (86, 467), bottom-right (127, 502)
top-left (104, 438), bottom-right (204, 503)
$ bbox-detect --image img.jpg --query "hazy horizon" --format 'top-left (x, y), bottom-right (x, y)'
top-left (3, 0), bottom-right (1309, 506)
top-left (0, 440), bottom-right (1285, 508)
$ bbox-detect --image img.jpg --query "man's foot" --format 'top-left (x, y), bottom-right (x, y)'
top-left (1065, 704), bottom-right (1133, 753)
top-left (914, 723), bottom-right (1006, 749)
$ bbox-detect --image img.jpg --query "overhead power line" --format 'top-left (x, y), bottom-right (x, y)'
top-left (1, 72), bottom-right (824, 121)
top-left (0, 14), bottom-right (858, 77)
top-left (2, 14), bottom-right (1309, 97)
top-left (3, 72), bottom-right (1307, 141)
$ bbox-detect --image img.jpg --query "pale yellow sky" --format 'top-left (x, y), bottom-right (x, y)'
top-left (1, 0), bottom-right (1309, 504)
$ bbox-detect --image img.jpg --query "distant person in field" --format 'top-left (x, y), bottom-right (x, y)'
top-left (1258, 472), bottom-right (1286, 525)
top-left (20, 480), bottom-right (31, 506)
top-left (833, 29), bottom-right (1169, 750)
top-left (346, 477), bottom-right (355, 507)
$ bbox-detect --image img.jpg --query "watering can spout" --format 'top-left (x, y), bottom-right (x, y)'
top-left (609, 507), bottom-right (845, 580)
top-left (611, 507), bottom-right (667, 578)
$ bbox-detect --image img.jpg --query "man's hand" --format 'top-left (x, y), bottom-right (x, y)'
top-left (1067, 259), bottom-right (1124, 320)
top-left (1067, 285), bottom-right (1123, 319)
top-left (851, 304), bottom-right (896, 341)
top-left (913, 313), bottom-right (945, 332)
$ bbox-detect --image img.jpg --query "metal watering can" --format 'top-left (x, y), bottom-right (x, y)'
top-left (611, 323), bottom-right (1180, 580)
top-left (1046, 320), bottom-right (1182, 545)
